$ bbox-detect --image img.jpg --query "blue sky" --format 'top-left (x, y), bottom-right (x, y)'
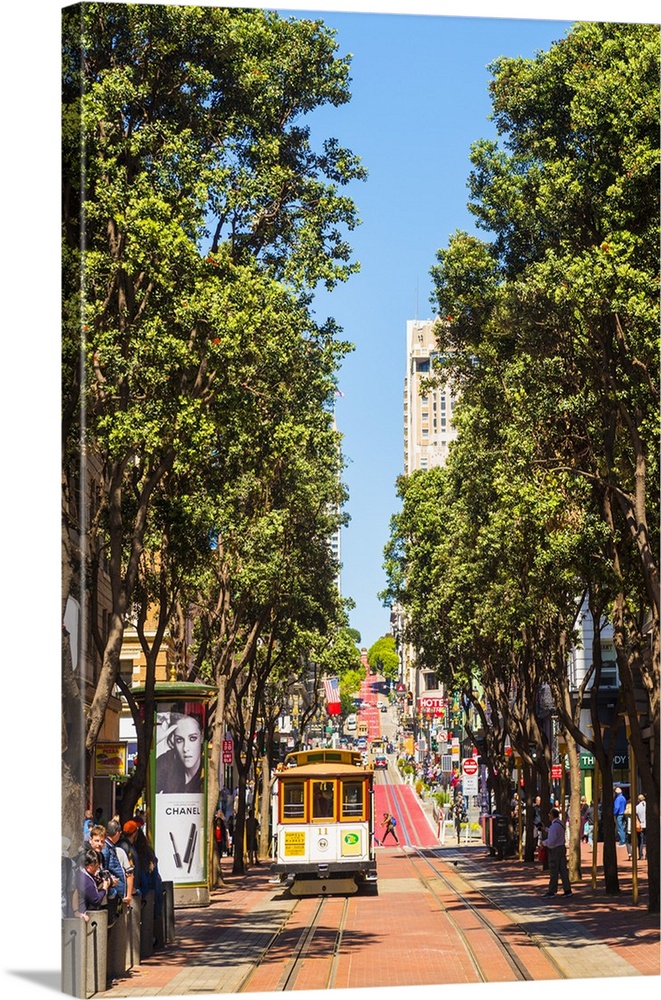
top-left (274, 9), bottom-right (574, 648)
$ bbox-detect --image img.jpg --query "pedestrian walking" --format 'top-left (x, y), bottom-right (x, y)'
top-left (613, 786), bottom-right (627, 846)
top-left (213, 808), bottom-right (229, 859)
top-left (624, 799), bottom-right (633, 859)
top-left (579, 796), bottom-right (590, 842)
top-left (635, 794), bottom-right (646, 860)
top-left (583, 801), bottom-right (594, 848)
top-left (454, 794), bottom-right (466, 843)
top-left (541, 808), bottom-right (572, 898)
top-left (532, 796), bottom-right (543, 839)
top-left (381, 811), bottom-right (399, 845)
top-left (246, 809), bottom-right (260, 865)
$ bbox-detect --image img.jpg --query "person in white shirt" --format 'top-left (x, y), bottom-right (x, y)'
top-left (541, 808), bottom-right (572, 898)
top-left (635, 794), bottom-right (646, 860)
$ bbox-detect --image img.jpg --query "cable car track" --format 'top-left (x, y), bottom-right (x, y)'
top-left (407, 847), bottom-right (570, 983)
top-left (237, 894), bottom-right (350, 993)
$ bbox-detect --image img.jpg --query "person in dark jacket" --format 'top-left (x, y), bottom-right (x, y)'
top-left (102, 820), bottom-right (127, 900)
top-left (74, 849), bottom-right (112, 920)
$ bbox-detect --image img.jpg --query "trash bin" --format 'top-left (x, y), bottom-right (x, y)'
top-left (481, 813), bottom-right (491, 848)
top-left (492, 815), bottom-right (509, 860)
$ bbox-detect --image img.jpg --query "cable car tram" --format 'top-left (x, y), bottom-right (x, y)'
top-left (270, 747), bottom-right (378, 896)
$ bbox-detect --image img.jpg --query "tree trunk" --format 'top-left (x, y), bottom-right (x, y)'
top-left (258, 753), bottom-right (271, 860)
top-left (207, 676), bottom-right (227, 888)
top-left (62, 611), bottom-right (86, 851)
top-left (566, 735), bottom-right (583, 882)
top-left (232, 766), bottom-right (248, 876)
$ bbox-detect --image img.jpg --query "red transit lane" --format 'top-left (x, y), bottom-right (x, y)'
top-left (374, 777), bottom-right (438, 848)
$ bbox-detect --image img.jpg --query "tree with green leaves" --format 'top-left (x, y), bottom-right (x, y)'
top-left (424, 21), bottom-right (658, 906)
top-left (62, 3), bottom-right (365, 847)
top-left (366, 635), bottom-right (399, 682)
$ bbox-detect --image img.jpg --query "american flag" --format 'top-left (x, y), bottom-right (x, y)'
top-left (323, 677), bottom-right (340, 705)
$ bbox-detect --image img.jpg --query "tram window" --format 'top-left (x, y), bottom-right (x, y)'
top-left (312, 781), bottom-right (335, 819)
top-left (341, 780), bottom-right (364, 819)
top-left (282, 781), bottom-right (305, 820)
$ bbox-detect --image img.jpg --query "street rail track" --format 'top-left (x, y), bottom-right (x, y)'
top-left (237, 893), bottom-right (350, 992)
top-left (407, 847), bottom-right (570, 983)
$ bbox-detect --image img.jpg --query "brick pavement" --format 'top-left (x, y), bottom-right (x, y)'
top-left (97, 835), bottom-right (659, 998)
top-left (455, 837), bottom-right (659, 978)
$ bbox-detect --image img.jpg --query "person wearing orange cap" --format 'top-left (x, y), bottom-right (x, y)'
top-left (117, 820), bottom-right (141, 903)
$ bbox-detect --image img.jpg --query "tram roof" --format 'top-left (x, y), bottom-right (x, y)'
top-left (275, 762), bottom-right (374, 779)
top-left (277, 748), bottom-right (373, 777)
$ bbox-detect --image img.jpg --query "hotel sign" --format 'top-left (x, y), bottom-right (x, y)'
top-left (417, 694), bottom-right (444, 716)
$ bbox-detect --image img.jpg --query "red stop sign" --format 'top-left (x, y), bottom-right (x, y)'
top-left (462, 757), bottom-right (478, 775)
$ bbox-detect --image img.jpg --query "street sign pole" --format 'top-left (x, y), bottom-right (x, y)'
top-left (461, 757), bottom-right (479, 842)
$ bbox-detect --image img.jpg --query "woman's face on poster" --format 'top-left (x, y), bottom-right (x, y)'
top-left (173, 715), bottom-right (202, 774)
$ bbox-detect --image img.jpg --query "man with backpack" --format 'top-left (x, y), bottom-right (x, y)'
top-left (381, 811), bottom-right (399, 845)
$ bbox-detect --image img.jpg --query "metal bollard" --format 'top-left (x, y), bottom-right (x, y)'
top-left (139, 889), bottom-right (155, 959)
top-left (85, 909), bottom-right (108, 997)
top-left (125, 900), bottom-right (141, 971)
top-left (62, 918), bottom-right (85, 998)
top-left (61, 911), bottom-right (109, 998)
top-left (106, 905), bottom-right (128, 982)
top-left (161, 881), bottom-right (176, 944)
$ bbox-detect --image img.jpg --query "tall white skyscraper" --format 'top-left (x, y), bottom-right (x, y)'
top-left (404, 318), bottom-right (458, 474)
top-left (400, 318), bottom-right (459, 717)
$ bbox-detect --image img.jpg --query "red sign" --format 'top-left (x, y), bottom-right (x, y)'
top-left (222, 739), bottom-right (233, 764)
top-left (551, 764), bottom-right (563, 780)
top-left (417, 695), bottom-right (444, 716)
top-left (462, 757), bottom-right (478, 776)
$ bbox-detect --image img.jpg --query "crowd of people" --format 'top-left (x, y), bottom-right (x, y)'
top-left (62, 807), bottom-right (165, 951)
top-left (212, 783), bottom-right (261, 865)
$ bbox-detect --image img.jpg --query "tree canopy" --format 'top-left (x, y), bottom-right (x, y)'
top-left (384, 21), bottom-right (659, 909)
top-left (61, 3), bottom-right (365, 848)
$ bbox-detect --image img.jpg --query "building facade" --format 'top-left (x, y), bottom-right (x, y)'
top-left (399, 319), bottom-right (459, 726)
top-left (404, 318), bottom-right (458, 475)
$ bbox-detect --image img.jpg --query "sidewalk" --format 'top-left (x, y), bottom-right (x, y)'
top-left (447, 839), bottom-right (659, 977)
top-left (414, 787), bottom-right (659, 977)
top-left (98, 838), bottom-right (658, 998)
